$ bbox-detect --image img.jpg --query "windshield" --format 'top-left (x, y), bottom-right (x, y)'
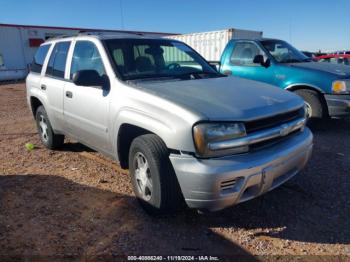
top-left (261, 40), bottom-right (310, 63)
top-left (104, 38), bottom-right (220, 80)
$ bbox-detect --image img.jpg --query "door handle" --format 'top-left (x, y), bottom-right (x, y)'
top-left (41, 84), bottom-right (46, 90)
top-left (66, 91), bottom-right (73, 98)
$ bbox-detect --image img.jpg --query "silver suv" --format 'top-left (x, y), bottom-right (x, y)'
top-left (26, 33), bottom-right (313, 215)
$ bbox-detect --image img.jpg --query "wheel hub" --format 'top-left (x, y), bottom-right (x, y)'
top-left (305, 102), bottom-right (312, 118)
top-left (39, 115), bottom-right (49, 142)
top-left (134, 152), bottom-right (152, 201)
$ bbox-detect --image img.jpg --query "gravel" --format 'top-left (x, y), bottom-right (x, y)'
top-left (0, 83), bottom-right (349, 258)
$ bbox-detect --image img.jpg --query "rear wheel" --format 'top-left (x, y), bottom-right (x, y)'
top-left (294, 89), bottom-right (327, 118)
top-left (129, 134), bottom-right (183, 215)
top-left (35, 106), bottom-right (64, 149)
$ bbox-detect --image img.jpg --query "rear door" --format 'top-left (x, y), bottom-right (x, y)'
top-left (26, 44), bottom-right (51, 98)
top-left (221, 41), bottom-right (276, 85)
top-left (63, 40), bottom-right (110, 151)
top-left (39, 41), bottom-right (71, 132)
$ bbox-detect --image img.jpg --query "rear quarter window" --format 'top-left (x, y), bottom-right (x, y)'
top-left (31, 44), bottom-right (51, 73)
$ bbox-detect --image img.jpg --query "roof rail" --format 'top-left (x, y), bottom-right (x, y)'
top-left (77, 30), bottom-right (145, 36)
top-left (45, 30), bottom-right (147, 42)
top-left (45, 34), bottom-right (72, 41)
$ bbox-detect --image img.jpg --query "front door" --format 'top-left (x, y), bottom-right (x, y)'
top-left (63, 40), bottom-right (110, 151)
top-left (222, 41), bottom-right (277, 86)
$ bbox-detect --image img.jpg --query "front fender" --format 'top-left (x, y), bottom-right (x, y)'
top-left (111, 107), bottom-right (197, 157)
top-left (284, 83), bottom-right (325, 94)
top-left (277, 65), bottom-right (333, 93)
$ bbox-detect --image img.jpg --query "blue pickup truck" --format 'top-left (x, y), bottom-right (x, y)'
top-left (220, 38), bottom-right (350, 118)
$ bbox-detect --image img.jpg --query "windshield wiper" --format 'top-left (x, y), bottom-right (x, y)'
top-left (125, 74), bottom-right (180, 81)
top-left (125, 71), bottom-right (223, 82)
top-left (177, 71), bottom-right (223, 79)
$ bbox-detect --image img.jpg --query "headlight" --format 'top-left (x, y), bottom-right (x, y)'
top-left (332, 80), bottom-right (350, 94)
top-left (193, 122), bottom-right (248, 157)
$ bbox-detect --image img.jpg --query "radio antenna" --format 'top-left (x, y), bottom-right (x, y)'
top-left (120, 0), bottom-right (125, 29)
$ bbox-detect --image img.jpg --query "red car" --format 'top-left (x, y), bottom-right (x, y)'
top-left (316, 54), bottom-right (350, 66)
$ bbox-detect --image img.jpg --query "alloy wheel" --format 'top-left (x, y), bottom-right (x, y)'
top-left (134, 152), bottom-right (153, 201)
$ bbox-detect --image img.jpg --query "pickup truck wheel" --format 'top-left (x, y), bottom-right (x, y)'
top-left (294, 89), bottom-right (325, 118)
top-left (129, 134), bottom-right (183, 215)
top-left (35, 106), bottom-right (64, 149)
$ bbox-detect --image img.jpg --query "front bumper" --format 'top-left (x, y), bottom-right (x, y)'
top-left (170, 128), bottom-right (313, 212)
top-left (325, 94), bottom-right (350, 117)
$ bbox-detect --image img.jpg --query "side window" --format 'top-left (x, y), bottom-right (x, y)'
top-left (31, 44), bottom-right (51, 73)
top-left (46, 42), bottom-right (71, 78)
top-left (230, 42), bottom-right (263, 66)
top-left (70, 41), bottom-right (106, 79)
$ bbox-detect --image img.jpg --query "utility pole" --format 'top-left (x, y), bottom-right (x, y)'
top-left (289, 19), bottom-right (292, 43)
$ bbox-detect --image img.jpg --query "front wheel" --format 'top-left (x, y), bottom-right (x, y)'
top-left (294, 89), bottom-right (327, 118)
top-left (129, 134), bottom-right (184, 215)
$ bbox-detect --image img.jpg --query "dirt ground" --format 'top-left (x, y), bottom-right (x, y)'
top-left (0, 83), bottom-right (349, 259)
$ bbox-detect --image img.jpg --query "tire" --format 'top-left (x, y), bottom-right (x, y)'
top-left (128, 134), bottom-right (184, 215)
top-left (294, 89), bottom-right (327, 118)
top-left (35, 106), bottom-right (64, 149)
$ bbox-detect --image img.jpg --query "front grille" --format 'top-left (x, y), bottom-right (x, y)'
top-left (250, 129), bottom-right (300, 151)
top-left (245, 108), bottom-right (304, 134)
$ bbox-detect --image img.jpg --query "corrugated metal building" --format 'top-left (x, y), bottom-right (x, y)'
top-left (0, 23), bottom-right (174, 81)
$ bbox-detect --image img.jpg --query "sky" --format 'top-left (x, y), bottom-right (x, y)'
top-left (1, 0), bottom-right (349, 52)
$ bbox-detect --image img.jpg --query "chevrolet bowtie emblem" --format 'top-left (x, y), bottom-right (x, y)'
top-left (280, 124), bottom-right (292, 136)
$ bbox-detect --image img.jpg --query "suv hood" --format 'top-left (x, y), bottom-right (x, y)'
top-left (289, 62), bottom-right (350, 78)
top-left (134, 76), bottom-right (303, 121)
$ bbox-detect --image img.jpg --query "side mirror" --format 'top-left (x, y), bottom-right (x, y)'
top-left (209, 62), bottom-right (220, 72)
top-left (253, 55), bottom-right (266, 66)
top-left (253, 55), bottom-right (271, 68)
top-left (73, 70), bottom-right (105, 87)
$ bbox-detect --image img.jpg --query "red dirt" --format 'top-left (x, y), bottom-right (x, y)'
top-left (1, 83), bottom-right (349, 259)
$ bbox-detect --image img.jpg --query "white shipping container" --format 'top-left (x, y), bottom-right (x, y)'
top-left (165, 28), bottom-right (263, 62)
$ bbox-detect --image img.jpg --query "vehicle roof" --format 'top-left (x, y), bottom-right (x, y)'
top-left (316, 54), bottom-right (350, 59)
top-left (43, 32), bottom-right (177, 44)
